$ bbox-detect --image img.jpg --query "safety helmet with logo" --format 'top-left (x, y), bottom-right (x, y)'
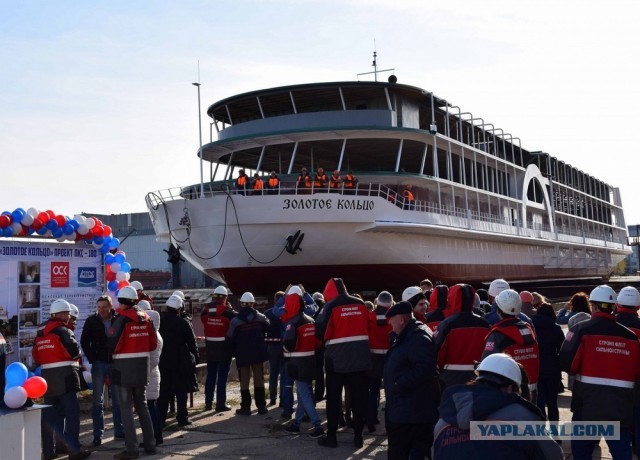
top-left (240, 292), bottom-right (255, 304)
top-left (617, 286), bottom-right (640, 308)
top-left (488, 279), bottom-right (510, 298)
top-left (172, 290), bottom-right (185, 300)
top-left (50, 299), bottom-right (71, 315)
top-left (138, 300), bottom-right (152, 311)
top-left (117, 286), bottom-right (138, 301)
top-left (166, 294), bottom-right (183, 309)
top-left (288, 286), bottom-right (303, 297)
top-left (495, 289), bottom-right (522, 315)
top-left (589, 285), bottom-right (617, 304)
top-left (69, 304), bottom-right (79, 318)
top-left (475, 353), bottom-right (522, 387)
top-left (130, 281), bottom-right (143, 291)
top-left (402, 286), bottom-right (422, 302)
top-left (213, 286), bottom-right (228, 297)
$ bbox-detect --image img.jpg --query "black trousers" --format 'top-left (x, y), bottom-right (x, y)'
top-left (325, 370), bottom-right (368, 437)
top-left (386, 421), bottom-right (433, 459)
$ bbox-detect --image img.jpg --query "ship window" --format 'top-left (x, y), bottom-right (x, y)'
top-left (257, 144), bottom-right (296, 174)
top-left (341, 138), bottom-right (399, 172)
top-left (398, 139), bottom-right (427, 174)
top-left (422, 145), bottom-right (435, 176)
top-left (435, 147), bottom-right (449, 181)
top-left (527, 179), bottom-right (544, 204)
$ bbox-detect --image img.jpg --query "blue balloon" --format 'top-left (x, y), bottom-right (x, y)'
top-left (2, 227), bottom-right (12, 237)
top-left (63, 223), bottom-right (75, 235)
top-left (108, 280), bottom-right (118, 292)
top-left (52, 228), bottom-right (64, 238)
top-left (120, 262), bottom-right (131, 273)
top-left (34, 366), bottom-right (41, 377)
top-left (11, 209), bottom-right (24, 223)
top-left (5, 362), bottom-right (28, 387)
top-left (27, 371), bottom-right (35, 378)
top-left (93, 236), bottom-right (104, 245)
top-left (46, 219), bottom-right (58, 230)
top-left (26, 226), bottom-right (35, 235)
top-left (70, 219), bottom-right (79, 231)
top-left (109, 238), bottom-right (120, 250)
top-left (36, 226), bottom-right (48, 236)
top-left (114, 253), bottom-right (125, 264)
top-left (105, 253), bottom-right (116, 265)
top-left (99, 244), bottom-right (110, 254)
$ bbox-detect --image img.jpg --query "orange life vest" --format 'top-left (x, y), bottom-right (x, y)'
top-left (403, 189), bottom-right (415, 201)
top-left (237, 176), bottom-right (247, 187)
top-left (268, 177), bottom-right (279, 188)
top-left (314, 173), bottom-right (327, 187)
top-left (330, 175), bottom-right (342, 188)
top-left (297, 174), bottom-right (311, 188)
top-left (253, 179), bottom-right (263, 190)
top-left (344, 174), bottom-right (356, 188)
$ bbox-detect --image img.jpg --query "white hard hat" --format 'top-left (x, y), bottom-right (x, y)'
top-left (240, 292), bottom-right (256, 303)
top-left (495, 289), bottom-right (522, 315)
top-left (589, 285), bottom-right (617, 304)
top-left (311, 292), bottom-right (324, 302)
top-left (172, 290), bottom-right (185, 300)
top-left (147, 309), bottom-right (161, 330)
top-left (117, 285), bottom-right (138, 301)
top-left (213, 286), bottom-right (228, 296)
top-left (402, 286), bottom-right (422, 302)
top-left (488, 279), bottom-right (510, 298)
top-left (166, 294), bottom-right (183, 309)
top-left (288, 286), bottom-right (303, 296)
top-left (476, 353), bottom-right (522, 387)
top-left (138, 300), bottom-right (152, 310)
top-left (618, 286), bottom-right (640, 308)
top-left (50, 299), bottom-right (71, 314)
top-left (69, 304), bottom-right (79, 318)
top-left (130, 281), bottom-right (143, 291)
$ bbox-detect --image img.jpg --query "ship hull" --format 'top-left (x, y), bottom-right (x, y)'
top-left (147, 191), bottom-right (626, 294)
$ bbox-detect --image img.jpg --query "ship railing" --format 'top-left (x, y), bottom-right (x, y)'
top-left (146, 181), bottom-right (627, 247)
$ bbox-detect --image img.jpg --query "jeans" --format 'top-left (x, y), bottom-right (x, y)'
top-left (571, 426), bottom-right (632, 460)
top-left (91, 361), bottom-right (123, 438)
top-left (281, 368), bottom-right (294, 416)
top-left (267, 345), bottom-right (283, 402)
top-left (204, 359), bottom-right (231, 407)
top-left (42, 391), bottom-right (82, 457)
top-left (115, 384), bottom-right (155, 454)
top-left (292, 380), bottom-right (321, 428)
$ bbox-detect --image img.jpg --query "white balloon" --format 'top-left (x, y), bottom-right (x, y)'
top-left (27, 208), bottom-right (39, 218)
top-left (21, 214), bottom-right (34, 226)
top-left (77, 224), bottom-right (89, 235)
top-left (56, 235), bottom-right (66, 243)
top-left (110, 262), bottom-right (121, 272)
top-left (86, 218), bottom-right (96, 229)
top-left (4, 386), bottom-right (28, 409)
top-left (115, 271), bottom-right (129, 282)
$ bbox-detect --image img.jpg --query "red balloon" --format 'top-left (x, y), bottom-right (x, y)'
top-left (106, 272), bottom-right (117, 282)
top-left (31, 218), bottom-right (43, 230)
top-left (103, 225), bottom-right (112, 236)
top-left (0, 215), bottom-right (10, 228)
top-left (23, 376), bottom-right (47, 399)
top-left (37, 212), bottom-right (49, 223)
top-left (55, 215), bottom-right (66, 227)
top-left (118, 280), bottom-right (130, 289)
top-left (105, 264), bottom-right (112, 273)
top-left (93, 225), bottom-right (104, 237)
top-left (19, 225), bottom-right (27, 236)
top-left (46, 210), bottom-right (55, 219)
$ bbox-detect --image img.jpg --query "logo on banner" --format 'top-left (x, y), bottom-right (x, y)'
top-left (78, 267), bottom-right (97, 287)
top-left (51, 262), bottom-right (70, 288)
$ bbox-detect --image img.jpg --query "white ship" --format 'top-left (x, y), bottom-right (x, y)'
top-left (146, 75), bottom-right (630, 293)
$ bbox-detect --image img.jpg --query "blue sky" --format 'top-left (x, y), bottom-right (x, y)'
top-left (2, 0), bottom-right (640, 225)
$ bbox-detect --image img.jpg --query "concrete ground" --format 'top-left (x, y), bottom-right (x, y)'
top-left (47, 371), bottom-right (629, 460)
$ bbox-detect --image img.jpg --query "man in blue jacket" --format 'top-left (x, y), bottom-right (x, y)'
top-left (383, 301), bottom-right (439, 459)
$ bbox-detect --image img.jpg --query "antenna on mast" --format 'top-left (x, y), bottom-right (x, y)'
top-left (357, 41), bottom-right (395, 82)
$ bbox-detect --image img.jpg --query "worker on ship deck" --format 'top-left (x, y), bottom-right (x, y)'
top-left (343, 171), bottom-right (358, 194)
top-left (314, 167), bottom-right (328, 190)
top-left (403, 184), bottom-right (415, 210)
top-left (267, 171), bottom-right (280, 195)
top-left (296, 168), bottom-right (311, 194)
top-left (236, 169), bottom-right (249, 195)
top-left (251, 173), bottom-right (263, 195)
top-left (329, 170), bottom-right (342, 192)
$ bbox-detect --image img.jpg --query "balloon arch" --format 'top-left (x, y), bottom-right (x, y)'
top-left (0, 207), bottom-right (131, 294)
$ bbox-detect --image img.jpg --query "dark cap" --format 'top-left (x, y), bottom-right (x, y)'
top-left (385, 301), bottom-right (413, 318)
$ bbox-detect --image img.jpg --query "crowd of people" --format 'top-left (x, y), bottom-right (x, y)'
top-left (26, 276), bottom-right (640, 459)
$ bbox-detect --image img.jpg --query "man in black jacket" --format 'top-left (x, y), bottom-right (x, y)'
top-left (384, 301), bottom-right (439, 459)
top-left (80, 294), bottom-right (124, 446)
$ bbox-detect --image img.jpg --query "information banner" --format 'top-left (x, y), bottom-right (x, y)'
top-left (0, 240), bottom-right (103, 367)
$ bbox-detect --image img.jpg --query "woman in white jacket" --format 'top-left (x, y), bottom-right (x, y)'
top-left (140, 300), bottom-right (163, 446)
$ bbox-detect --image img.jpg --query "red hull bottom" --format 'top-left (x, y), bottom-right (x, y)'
top-left (205, 264), bottom-right (606, 297)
